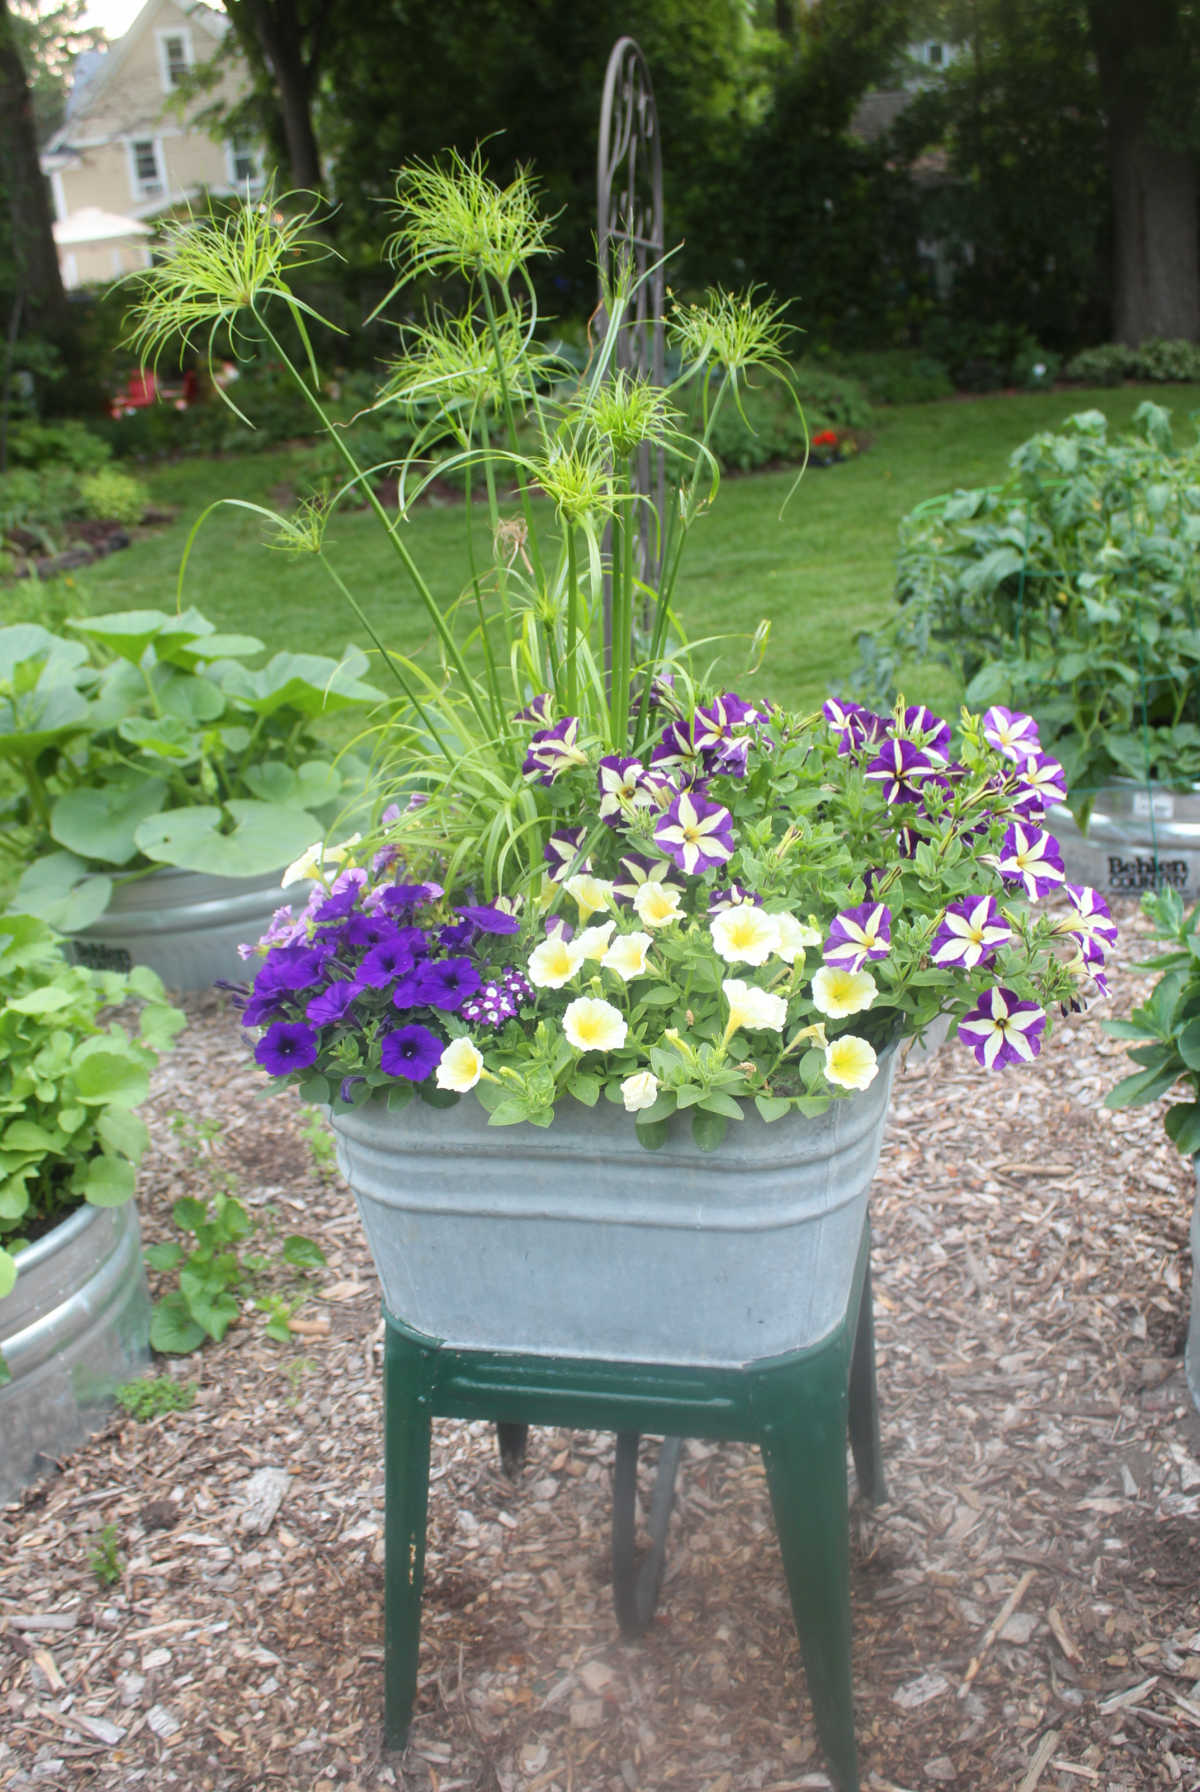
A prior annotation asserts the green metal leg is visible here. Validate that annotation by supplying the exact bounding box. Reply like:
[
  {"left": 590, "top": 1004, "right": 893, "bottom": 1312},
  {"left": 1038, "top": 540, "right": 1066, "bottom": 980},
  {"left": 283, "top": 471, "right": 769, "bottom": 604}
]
[
  {"left": 847, "top": 1260, "right": 887, "bottom": 1506},
  {"left": 383, "top": 1330, "right": 433, "bottom": 1750},
  {"left": 761, "top": 1372, "right": 859, "bottom": 1792}
]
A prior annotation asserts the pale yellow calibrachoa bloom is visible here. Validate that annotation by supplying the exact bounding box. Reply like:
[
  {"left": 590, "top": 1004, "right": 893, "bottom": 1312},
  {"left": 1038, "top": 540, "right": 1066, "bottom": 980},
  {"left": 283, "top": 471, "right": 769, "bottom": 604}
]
[
  {"left": 574, "top": 920, "right": 616, "bottom": 960},
  {"left": 562, "top": 996, "right": 628, "bottom": 1053},
  {"left": 435, "top": 1035, "right": 484, "bottom": 1092},
  {"left": 811, "top": 965, "right": 878, "bottom": 1018},
  {"left": 603, "top": 930, "right": 653, "bottom": 981},
  {"left": 281, "top": 833, "right": 361, "bottom": 889},
  {"left": 620, "top": 1069, "right": 660, "bottom": 1112},
  {"left": 565, "top": 873, "right": 613, "bottom": 920},
  {"left": 771, "top": 912, "right": 821, "bottom": 962},
  {"left": 823, "top": 1035, "right": 878, "bottom": 1091},
  {"left": 710, "top": 904, "right": 779, "bottom": 966},
  {"left": 722, "top": 978, "right": 788, "bottom": 1034},
  {"left": 632, "top": 880, "right": 684, "bottom": 928},
  {"left": 527, "top": 933, "right": 586, "bottom": 988}
]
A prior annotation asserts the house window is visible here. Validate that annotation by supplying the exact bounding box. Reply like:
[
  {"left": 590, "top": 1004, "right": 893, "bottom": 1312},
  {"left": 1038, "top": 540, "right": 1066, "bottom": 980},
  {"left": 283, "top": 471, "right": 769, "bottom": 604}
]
[
  {"left": 229, "top": 133, "right": 260, "bottom": 188},
  {"left": 158, "top": 29, "right": 192, "bottom": 88},
  {"left": 130, "top": 138, "right": 164, "bottom": 200},
  {"left": 927, "top": 41, "right": 944, "bottom": 66}
]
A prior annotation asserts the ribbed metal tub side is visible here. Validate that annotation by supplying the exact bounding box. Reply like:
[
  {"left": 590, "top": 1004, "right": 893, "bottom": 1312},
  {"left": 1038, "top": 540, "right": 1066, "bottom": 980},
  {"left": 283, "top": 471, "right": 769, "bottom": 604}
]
[
  {"left": 1050, "top": 781, "right": 1200, "bottom": 899},
  {"left": 333, "top": 1052, "right": 896, "bottom": 1368},
  {"left": 0, "top": 1204, "right": 150, "bottom": 1506},
  {"left": 68, "top": 866, "right": 286, "bottom": 990}
]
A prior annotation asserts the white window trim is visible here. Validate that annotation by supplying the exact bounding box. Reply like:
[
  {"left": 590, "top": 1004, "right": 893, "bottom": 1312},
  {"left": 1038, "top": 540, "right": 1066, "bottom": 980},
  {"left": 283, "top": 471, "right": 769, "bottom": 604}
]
[
  {"left": 126, "top": 135, "right": 166, "bottom": 203},
  {"left": 49, "top": 169, "right": 66, "bottom": 223},
  {"left": 156, "top": 26, "right": 194, "bottom": 91}
]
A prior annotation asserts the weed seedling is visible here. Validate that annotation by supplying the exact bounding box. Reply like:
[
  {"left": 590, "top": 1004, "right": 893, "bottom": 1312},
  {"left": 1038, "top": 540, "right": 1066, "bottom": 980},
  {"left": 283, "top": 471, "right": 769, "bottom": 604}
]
[
  {"left": 89, "top": 1524, "right": 123, "bottom": 1587},
  {"left": 115, "top": 1376, "right": 198, "bottom": 1421}
]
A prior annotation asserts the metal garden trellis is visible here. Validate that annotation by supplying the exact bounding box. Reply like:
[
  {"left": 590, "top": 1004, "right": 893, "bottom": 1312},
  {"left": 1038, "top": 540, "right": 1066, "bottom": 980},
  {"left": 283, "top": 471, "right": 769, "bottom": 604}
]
[{"left": 596, "top": 35, "right": 665, "bottom": 642}]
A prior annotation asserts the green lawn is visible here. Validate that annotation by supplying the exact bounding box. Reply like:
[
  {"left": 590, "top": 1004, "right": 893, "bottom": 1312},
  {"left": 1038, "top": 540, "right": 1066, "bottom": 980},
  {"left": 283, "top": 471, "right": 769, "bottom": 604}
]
[{"left": 14, "top": 382, "right": 1200, "bottom": 716}]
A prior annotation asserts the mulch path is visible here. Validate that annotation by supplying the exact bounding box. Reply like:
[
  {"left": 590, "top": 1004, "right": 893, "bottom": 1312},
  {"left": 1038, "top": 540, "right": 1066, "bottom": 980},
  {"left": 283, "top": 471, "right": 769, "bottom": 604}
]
[{"left": 2, "top": 896, "right": 1199, "bottom": 1792}]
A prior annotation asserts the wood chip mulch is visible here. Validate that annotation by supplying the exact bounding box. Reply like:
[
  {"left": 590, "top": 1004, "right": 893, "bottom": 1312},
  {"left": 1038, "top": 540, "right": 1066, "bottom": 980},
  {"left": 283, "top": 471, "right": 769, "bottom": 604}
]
[{"left": 2, "top": 896, "right": 1199, "bottom": 1792}]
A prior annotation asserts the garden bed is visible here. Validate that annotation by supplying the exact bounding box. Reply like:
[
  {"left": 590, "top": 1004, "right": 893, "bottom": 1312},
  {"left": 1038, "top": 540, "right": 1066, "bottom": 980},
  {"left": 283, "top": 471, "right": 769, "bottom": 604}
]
[{"left": 0, "top": 899, "right": 1197, "bottom": 1791}]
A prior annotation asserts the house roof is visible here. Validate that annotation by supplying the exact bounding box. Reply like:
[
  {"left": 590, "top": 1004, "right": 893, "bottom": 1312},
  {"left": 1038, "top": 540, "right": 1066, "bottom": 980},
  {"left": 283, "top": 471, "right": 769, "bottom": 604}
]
[{"left": 46, "top": 0, "right": 228, "bottom": 152}]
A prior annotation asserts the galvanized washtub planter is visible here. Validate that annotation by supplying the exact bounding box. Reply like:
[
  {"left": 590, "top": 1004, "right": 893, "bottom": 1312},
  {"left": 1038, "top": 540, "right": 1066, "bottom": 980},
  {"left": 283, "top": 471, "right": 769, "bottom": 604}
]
[
  {"left": 1049, "top": 780, "right": 1200, "bottom": 899},
  {"left": 1189, "top": 1168, "right": 1200, "bottom": 1415},
  {"left": 68, "top": 866, "right": 285, "bottom": 991},
  {"left": 332, "top": 1052, "right": 896, "bottom": 1369},
  {"left": 0, "top": 1202, "right": 150, "bottom": 1506}
]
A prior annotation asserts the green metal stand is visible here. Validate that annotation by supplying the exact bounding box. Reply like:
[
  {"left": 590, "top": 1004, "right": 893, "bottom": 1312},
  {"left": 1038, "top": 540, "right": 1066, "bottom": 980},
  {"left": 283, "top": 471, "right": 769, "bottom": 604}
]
[{"left": 382, "top": 1226, "right": 884, "bottom": 1792}]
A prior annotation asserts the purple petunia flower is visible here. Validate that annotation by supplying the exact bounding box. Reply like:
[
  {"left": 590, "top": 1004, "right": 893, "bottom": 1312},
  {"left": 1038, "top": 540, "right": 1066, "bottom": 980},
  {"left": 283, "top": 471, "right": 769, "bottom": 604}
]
[
  {"left": 982, "top": 706, "right": 1041, "bottom": 762},
  {"left": 411, "top": 956, "right": 482, "bottom": 1012},
  {"left": 306, "top": 981, "right": 362, "bottom": 1026},
  {"left": 864, "top": 738, "right": 938, "bottom": 804},
  {"left": 252, "top": 945, "right": 327, "bottom": 995},
  {"left": 711, "top": 735, "right": 750, "bottom": 778},
  {"left": 716, "top": 691, "right": 766, "bottom": 727},
  {"left": 313, "top": 883, "right": 362, "bottom": 922},
  {"left": 957, "top": 987, "right": 1045, "bottom": 1069},
  {"left": 255, "top": 1021, "right": 319, "bottom": 1076},
  {"left": 455, "top": 904, "right": 521, "bottom": 935},
  {"left": 996, "top": 822, "right": 1066, "bottom": 900},
  {"left": 523, "top": 716, "right": 588, "bottom": 785},
  {"left": 358, "top": 937, "right": 418, "bottom": 989},
  {"left": 380, "top": 1025, "right": 444, "bottom": 1082},
  {"left": 327, "top": 912, "right": 396, "bottom": 951},
  {"left": 823, "top": 902, "right": 892, "bottom": 972},
  {"left": 654, "top": 787, "right": 735, "bottom": 874},
  {"left": 376, "top": 880, "right": 443, "bottom": 914},
  {"left": 930, "top": 895, "right": 1012, "bottom": 969}
]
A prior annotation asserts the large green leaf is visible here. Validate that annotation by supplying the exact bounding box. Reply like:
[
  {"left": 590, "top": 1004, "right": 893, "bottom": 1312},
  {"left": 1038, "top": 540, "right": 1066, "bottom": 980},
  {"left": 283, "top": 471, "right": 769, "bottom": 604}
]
[
  {"left": 164, "top": 633, "right": 265, "bottom": 667},
  {"left": 68, "top": 608, "right": 213, "bottom": 665},
  {"left": 158, "top": 669, "right": 226, "bottom": 727},
  {"left": 6, "top": 986, "right": 75, "bottom": 1015},
  {"left": 80, "top": 1155, "right": 137, "bottom": 1207},
  {"left": 50, "top": 779, "right": 168, "bottom": 867},
  {"left": 241, "top": 758, "right": 342, "bottom": 810},
  {"left": 96, "top": 1108, "right": 150, "bottom": 1162},
  {"left": 72, "top": 1047, "right": 150, "bottom": 1108},
  {"left": 10, "top": 854, "right": 113, "bottom": 932},
  {"left": 220, "top": 649, "right": 384, "bottom": 718},
  {"left": 117, "top": 715, "right": 197, "bottom": 761},
  {"left": 134, "top": 800, "right": 322, "bottom": 875},
  {"left": 1164, "top": 1101, "right": 1200, "bottom": 1157},
  {"left": 149, "top": 1292, "right": 206, "bottom": 1354},
  {"left": 0, "top": 680, "right": 92, "bottom": 760}
]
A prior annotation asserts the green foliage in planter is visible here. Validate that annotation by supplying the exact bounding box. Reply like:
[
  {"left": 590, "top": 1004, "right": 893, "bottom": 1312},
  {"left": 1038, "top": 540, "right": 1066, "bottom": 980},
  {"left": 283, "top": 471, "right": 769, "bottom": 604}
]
[
  {"left": 853, "top": 403, "right": 1200, "bottom": 808},
  {"left": 0, "top": 607, "right": 383, "bottom": 928},
  {"left": 1105, "top": 886, "right": 1200, "bottom": 1156},
  {"left": 79, "top": 468, "right": 149, "bottom": 528},
  {"left": 0, "top": 915, "right": 185, "bottom": 1324}
]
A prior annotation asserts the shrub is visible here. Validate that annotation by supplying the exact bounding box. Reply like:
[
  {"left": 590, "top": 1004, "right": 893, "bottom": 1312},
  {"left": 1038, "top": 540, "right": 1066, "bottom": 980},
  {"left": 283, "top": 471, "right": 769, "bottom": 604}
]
[
  {"left": 1062, "top": 343, "right": 1132, "bottom": 386},
  {"left": 1131, "top": 337, "right": 1200, "bottom": 383},
  {"left": 79, "top": 467, "right": 149, "bottom": 527},
  {"left": 4, "top": 420, "right": 111, "bottom": 474},
  {"left": 822, "top": 350, "right": 953, "bottom": 406}
]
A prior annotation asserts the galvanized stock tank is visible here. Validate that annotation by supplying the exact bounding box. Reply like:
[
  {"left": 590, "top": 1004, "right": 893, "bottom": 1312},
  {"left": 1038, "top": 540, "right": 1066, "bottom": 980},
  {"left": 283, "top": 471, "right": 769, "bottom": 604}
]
[
  {"left": 69, "top": 866, "right": 286, "bottom": 991},
  {"left": 0, "top": 1204, "right": 150, "bottom": 1505},
  {"left": 332, "top": 1050, "right": 897, "bottom": 1369},
  {"left": 1049, "top": 781, "right": 1200, "bottom": 899}
]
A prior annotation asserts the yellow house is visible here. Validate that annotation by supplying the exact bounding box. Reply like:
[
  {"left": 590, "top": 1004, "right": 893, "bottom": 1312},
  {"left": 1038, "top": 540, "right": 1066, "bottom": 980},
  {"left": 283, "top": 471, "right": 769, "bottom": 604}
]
[{"left": 41, "top": 0, "right": 265, "bottom": 289}]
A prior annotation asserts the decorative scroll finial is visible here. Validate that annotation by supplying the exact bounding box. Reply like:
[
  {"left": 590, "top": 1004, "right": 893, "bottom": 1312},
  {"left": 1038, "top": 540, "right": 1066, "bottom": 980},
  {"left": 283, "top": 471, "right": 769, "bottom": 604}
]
[{"left": 597, "top": 36, "right": 665, "bottom": 624}]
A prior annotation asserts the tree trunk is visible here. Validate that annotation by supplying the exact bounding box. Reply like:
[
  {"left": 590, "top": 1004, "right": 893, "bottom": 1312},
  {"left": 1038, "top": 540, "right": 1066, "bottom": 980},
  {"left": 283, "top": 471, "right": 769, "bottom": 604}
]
[
  {"left": 0, "top": 0, "right": 68, "bottom": 319},
  {"left": 223, "top": 0, "right": 326, "bottom": 192},
  {"left": 1089, "top": 0, "right": 1200, "bottom": 345},
  {"left": 1110, "top": 128, "right": 1199, "bottom": 343},
  {"left": 259, "top": 29, "right": 323, "bottom": 190}
]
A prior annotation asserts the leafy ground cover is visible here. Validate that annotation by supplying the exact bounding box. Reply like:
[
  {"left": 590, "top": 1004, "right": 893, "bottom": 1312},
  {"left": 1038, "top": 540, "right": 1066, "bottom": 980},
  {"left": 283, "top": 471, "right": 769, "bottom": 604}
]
[{"left": 7, "top": 385, "right": 1198, "bottom": 719}]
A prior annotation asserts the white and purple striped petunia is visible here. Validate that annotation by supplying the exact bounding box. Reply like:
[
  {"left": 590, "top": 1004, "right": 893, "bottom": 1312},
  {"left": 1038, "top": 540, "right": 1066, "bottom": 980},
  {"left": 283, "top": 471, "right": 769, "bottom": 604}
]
[
  {"left": 522, "top": 716, "right": 589, "bottom": 784},
  {"left": 544, "top": 826, "right": 588, "bottom": 882},
  {"left": 823, "top": 901, "right": 892, "bottom": 972},
  {"left": 957, "top": 987, "right": 1046, "bottom": 1068},
  {"left": 1059, "top": 883, "right": 1119, "bottom": 964},
  {"left": 865, "top": 737, "right": 938, "bottom": 804},
  {"left": 930, "top": 894, "right": 1012, "bottom": 969},
  {"left": 1013, "top": 750, "right": 1068, "bottom": 811},
  {"left": 901, "top": 704, "right": 952, "bottom": 759},
  {"left": 996, "top": 822, "right": 1066, "bottom": 899},
  {"left": 597, "top": 755, "right": 652, "bottom": 826},
  {"left": 654, "top": 787, "right": 735, "bottom": 874},
  {"left": 982, "top": 705, "right": 1041, "bottom": 762}
]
